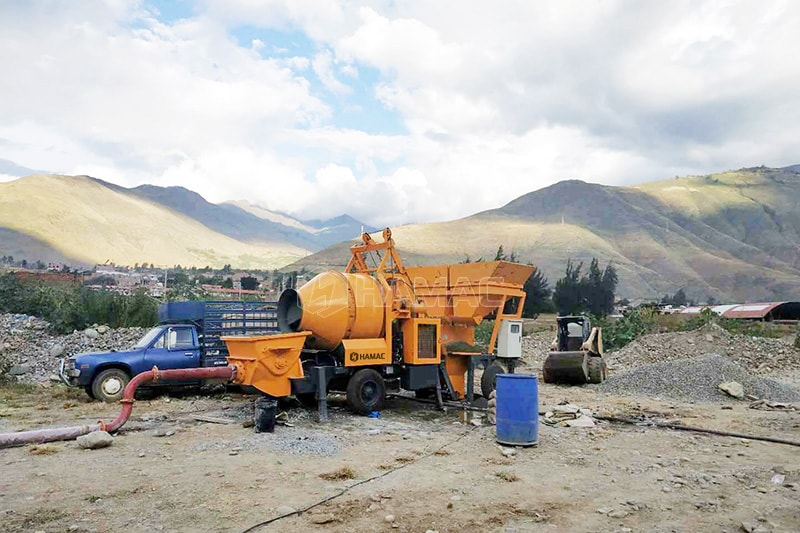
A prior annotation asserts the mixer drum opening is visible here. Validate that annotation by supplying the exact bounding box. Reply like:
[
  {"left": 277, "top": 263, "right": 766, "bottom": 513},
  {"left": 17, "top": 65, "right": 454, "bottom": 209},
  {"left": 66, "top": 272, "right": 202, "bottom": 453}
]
[{"left": 277, "top": 289, "right": 303, "bottom": 332}]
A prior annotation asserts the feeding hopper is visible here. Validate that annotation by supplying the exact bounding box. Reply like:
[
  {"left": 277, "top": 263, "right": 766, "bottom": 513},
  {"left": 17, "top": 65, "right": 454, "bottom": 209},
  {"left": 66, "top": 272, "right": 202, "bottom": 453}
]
[
  {"left": 406, "top": 261, "right": 535, "bottom": 322},
  {"left": 223, "top": 331, "right": 310, "bottom": 397}
]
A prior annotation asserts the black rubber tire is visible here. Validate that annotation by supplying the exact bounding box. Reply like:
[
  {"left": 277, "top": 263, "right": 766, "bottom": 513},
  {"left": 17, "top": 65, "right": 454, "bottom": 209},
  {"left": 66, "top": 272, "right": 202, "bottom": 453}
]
[
  {"left": 346, "top": 369, "right": 386, "bottom": 415},
  {"left": 481, "top": 361, "right": 506, "bottom": 398},
  {"left": 84, "top": 385, "right": 95, "bottom": 400},
  {"left": 587, "top": 356, "right": 607, "bottom": 384},
  {"left": 91, "top": 368, "right": 130, "bottom": 402},
  {"left": 541, "top": 364, "right": 555, "bottom": 384}
]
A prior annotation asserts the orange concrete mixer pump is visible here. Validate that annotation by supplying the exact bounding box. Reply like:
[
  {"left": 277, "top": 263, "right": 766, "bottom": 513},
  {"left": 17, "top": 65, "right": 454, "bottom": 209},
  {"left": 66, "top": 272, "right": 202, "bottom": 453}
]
[{"left": 221, "top": 228, "right": 535, "bottom": 417}]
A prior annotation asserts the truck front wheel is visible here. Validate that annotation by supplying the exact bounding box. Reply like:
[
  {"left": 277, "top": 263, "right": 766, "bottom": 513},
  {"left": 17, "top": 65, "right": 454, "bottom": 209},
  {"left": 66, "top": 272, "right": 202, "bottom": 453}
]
[
  {"left": 346, "top": 369, "right": 385, "bottom": 415},
  {"left": 91, "top": 368, "right": 130, "bottom": 402}
]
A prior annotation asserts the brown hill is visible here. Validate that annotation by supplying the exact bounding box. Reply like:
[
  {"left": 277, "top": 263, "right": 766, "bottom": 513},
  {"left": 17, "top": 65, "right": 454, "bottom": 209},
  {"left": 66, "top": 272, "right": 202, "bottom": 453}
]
[
  {"left": 288, "top": 167, "right": 800, "bottom": 301},
  {"left": 0, "top": 174, "right": 309, "bottom": 269}
]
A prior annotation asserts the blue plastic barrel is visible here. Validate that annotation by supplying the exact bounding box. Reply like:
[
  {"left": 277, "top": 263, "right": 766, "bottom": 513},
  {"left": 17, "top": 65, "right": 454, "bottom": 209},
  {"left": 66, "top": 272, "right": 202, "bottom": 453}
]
[{"left": 495, "top": 373, "right": 539, "bottom": 446}]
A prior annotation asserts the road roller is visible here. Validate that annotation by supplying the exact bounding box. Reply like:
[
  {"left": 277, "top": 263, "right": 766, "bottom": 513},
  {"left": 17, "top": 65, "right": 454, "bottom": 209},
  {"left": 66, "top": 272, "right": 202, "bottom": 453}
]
[{"left": 221, "top": 228, "right": 534, "bottom": 416}]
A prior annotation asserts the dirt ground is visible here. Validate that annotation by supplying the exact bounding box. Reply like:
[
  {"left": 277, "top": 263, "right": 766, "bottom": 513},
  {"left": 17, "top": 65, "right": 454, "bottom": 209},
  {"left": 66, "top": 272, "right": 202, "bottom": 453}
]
[{"left": 1, "top": 380, "right": 799, "bottom": 533}]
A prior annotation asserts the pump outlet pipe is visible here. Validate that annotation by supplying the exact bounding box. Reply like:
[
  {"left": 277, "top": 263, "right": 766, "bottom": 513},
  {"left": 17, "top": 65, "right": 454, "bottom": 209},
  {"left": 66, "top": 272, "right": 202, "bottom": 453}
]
[{"left": 0, "top": 365, "right": 236, "bottom": 448}]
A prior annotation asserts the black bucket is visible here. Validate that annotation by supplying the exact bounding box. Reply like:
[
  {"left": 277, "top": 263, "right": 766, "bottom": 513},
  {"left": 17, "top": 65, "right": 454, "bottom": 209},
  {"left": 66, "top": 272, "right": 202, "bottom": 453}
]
[{"left": 254, "top": 396, "right": 277, "bottom": 433}]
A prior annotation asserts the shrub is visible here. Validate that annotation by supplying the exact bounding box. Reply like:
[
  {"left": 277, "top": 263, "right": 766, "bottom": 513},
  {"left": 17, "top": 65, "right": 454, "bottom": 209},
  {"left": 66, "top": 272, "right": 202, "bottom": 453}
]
[{"left": 594, "top": 306, "right": 658, "bottom": 351}]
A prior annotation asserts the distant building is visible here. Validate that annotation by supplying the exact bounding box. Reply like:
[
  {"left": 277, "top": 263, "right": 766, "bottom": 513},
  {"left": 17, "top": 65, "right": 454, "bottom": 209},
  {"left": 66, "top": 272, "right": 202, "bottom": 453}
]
[{"left": 679, "top": 302, "right": 800, "bottom": 321}]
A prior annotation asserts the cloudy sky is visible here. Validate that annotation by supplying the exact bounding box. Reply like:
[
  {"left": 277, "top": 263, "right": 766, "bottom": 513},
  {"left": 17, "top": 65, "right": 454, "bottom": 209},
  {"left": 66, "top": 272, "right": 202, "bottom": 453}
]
[{"left": 1, "top": 0, "right": 799, "bottom": 227}]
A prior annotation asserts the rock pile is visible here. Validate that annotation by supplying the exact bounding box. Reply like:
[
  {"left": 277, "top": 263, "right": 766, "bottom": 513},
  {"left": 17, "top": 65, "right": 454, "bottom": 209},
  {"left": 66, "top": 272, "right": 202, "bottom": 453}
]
[
  {"left": 598, "top": 354, "right": 800, "bottom": 403},
  {"left": 606, "top": 322, "right": 800, "bottom": 376},
  {"left": 520, "top": 332, "right": 554, "bottom": 367},
  {"left": 0, "top": 313, "right": 147, "bottom": 384}
]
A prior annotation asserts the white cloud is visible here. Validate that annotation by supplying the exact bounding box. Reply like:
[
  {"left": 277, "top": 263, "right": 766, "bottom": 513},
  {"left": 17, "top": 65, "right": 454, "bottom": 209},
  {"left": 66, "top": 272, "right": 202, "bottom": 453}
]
[{"left": 1, "top": 0, "right": 799, "bottom": 230}]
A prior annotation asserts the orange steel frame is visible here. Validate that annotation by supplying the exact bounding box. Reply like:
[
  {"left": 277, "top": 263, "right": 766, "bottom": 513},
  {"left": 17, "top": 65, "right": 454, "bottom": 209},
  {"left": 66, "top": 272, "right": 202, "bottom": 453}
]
[{"left": 344, "top": 228, "right": 529, "bottom": 365}]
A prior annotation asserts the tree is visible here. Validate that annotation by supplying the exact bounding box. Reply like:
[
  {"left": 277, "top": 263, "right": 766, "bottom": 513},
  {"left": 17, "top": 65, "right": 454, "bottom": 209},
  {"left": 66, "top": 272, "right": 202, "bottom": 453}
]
[
  {"left": 494, "top": 245, "right": 507, "bottom": 261},
  {"left": 240, "top": 276, "right": 259, "bottom": 291},
  {"left": 586, "top": 258, "right": 604, "bottom": 315},
  {"left": 521, "top": 267, "right": 553, "bottom": 318},
  {"left": 553, "top": 260, "right": 586, "bottom": 315},
  {"left": 222, "top": 277, "right": 233, "bottom": 289},
  {"left": 599, "top": 263, "right": 618, "bottom": 315},
  {"left": 553, "top": 258, "right": 618, "bottom": 316}
]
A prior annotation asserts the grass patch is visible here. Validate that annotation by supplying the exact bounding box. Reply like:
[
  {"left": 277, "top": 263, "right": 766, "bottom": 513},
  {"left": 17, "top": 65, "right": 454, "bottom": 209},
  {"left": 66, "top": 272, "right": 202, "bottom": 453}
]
[
  {"left": 394, "top": 455, "right": 415, "bottom": 464},
  {"left": 7, "top": 507, "right": 67, "bottom": 529},
  {"left": 433, "top": 448, "right": 451, "bottom": 456},
  {"left": 28, "top": 444, "right": 59, "bottom": 455},
  {"left": 319, "top": 466, "right": 357, "bottom": 481},
  {"left": 495, "top": 471, "right": 519, "bottom": 482}
]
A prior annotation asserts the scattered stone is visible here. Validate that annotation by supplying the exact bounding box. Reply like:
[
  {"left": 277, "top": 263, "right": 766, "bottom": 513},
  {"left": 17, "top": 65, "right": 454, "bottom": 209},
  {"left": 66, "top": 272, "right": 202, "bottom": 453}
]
[
  {"left": 152, "top": 428, "right": 176, "bottom": 437},
  {"left": 275, "top": 505, "right": 296, "bottom": 515},
  {"left": 76, "top": 431, "right": 113, "bottom": 450},
  {"left": 84, "top": 328, "right": 99, "bottom": 339},
  {"left": 566, "top": 415, "right": 595, "bottom": 428},
  {"left": 7, "top": 364, "right": 32, "bottom": 376},
  {"left": 228, "top": 450, "right": 238, "bottom": 456},
  {"left": 500, "top": 447, "right": 516, "bottom": 457},
  {"left": 607, "top": 509, "right": 629, "bottom": 519},
  {"left": 49, "top": 344, "right": 64, "bottom": 357},
  {"left": 97, "top": 325, "right": 109, "bottom": 334},
  {"left": 310, "top": 513, "right": 335, "bottom": 524},
  {"left": 384, "top": 515, "right": 395, "bottom": 523},
  {"left": 719, "top": 381, "right": 745, "bottom": 399}
]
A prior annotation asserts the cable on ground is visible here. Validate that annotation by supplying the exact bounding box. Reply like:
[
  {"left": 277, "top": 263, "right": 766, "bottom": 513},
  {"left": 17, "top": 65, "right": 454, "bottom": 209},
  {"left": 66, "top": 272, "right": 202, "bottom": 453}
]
[{"left": 240, "top": 426, "right": 477, "bottom": 532}]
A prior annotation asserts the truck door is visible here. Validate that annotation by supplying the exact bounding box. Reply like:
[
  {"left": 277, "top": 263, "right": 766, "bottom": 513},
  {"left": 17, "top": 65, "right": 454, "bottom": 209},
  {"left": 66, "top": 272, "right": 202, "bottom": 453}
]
[{"left": 143, "top": 326, "right": 201, "bottom": 372}]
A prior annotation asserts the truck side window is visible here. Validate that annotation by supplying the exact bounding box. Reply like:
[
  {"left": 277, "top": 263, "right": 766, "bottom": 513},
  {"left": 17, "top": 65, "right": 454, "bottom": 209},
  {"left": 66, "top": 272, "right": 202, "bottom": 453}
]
[{"left": 168, "top": 328, "right": 195, "bottom": 350}]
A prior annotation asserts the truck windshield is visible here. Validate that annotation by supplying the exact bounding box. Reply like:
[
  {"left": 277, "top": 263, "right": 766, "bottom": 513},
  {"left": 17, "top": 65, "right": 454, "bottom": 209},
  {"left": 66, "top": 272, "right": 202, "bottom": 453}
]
[{"left": 133, "top": 327, "right": 165, "bottom": 349}]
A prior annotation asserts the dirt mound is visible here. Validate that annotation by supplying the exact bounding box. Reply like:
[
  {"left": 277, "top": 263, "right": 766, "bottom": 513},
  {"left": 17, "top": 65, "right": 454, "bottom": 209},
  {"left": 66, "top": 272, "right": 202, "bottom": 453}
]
[{"left": 0, "top": 313, "right": 146, "bottom": 384}]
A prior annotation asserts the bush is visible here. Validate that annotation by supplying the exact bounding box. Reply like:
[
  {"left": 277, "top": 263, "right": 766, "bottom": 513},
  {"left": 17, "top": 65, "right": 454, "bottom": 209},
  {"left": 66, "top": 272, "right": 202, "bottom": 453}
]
[
  {"left": 0, "top": 273, "right": 157, "bottom": 333},
  {"left": 594, "top": 306, "right": 658, "bottom": 351}
]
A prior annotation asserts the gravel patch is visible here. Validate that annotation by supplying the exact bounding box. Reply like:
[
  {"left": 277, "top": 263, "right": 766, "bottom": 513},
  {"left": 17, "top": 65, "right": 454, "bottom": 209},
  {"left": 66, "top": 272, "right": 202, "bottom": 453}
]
[
  {"left": 194, "top": 427, "right": 343, "bottom": 456},
  {"left": 598, "top": 354, "right": 800, "bottom": 403}
]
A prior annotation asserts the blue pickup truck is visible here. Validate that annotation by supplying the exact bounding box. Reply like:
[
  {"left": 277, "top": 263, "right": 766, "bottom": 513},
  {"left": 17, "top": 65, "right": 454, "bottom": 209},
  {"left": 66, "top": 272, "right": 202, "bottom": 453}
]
[{"left": 60, "top": 301, "right": 278, "bottom": 401}]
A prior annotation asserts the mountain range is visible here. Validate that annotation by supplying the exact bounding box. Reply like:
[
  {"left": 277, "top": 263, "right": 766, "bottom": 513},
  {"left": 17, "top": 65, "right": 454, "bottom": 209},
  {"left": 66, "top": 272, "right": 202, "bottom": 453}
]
[
  {"left": 0, "top": 174, "right": 371, "bottom": 270},
  {"left": 1, "top": 166, "right": 799, "bottom": 301},
  {"left": 289, "top": 166, "right": 800, "bottom": 302}
]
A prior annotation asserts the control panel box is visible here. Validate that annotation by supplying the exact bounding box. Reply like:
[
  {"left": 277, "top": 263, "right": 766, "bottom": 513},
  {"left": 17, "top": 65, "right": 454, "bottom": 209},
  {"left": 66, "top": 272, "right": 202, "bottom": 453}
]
[{"left": 496, "top": 319, "right": 522, "bottom": 358}]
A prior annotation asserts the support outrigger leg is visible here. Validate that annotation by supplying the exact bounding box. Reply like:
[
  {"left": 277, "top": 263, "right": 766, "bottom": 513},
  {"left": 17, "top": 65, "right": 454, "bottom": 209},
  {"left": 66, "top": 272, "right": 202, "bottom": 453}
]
[{"left": 315, "top": 366, "right": 329, "bottom": 423}]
